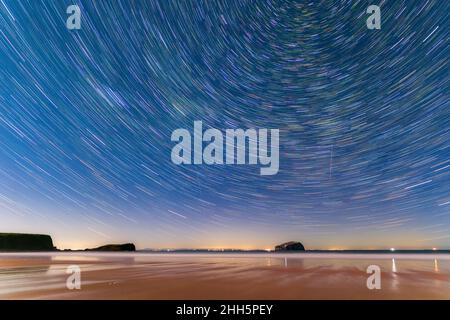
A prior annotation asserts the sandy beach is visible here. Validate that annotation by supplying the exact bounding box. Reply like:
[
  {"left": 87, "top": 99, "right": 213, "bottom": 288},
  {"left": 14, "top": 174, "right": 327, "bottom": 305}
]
[{"left": 1, "top": 252, "right": 449, "bottom": 300}]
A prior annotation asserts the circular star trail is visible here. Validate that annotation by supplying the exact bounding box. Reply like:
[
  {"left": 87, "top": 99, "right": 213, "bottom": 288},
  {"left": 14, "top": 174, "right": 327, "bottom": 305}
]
[{"left": 0, "top": 1, "right": 448, "bottom": 249}]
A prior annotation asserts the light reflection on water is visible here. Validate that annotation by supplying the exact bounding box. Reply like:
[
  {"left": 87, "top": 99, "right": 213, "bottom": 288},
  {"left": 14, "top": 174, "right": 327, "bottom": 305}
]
[
  {"left": 0, "top": 252, "right": 450, "bottom": 299},
  {"left": 392, "top": 258, "right": 397, "bottom": 273}
]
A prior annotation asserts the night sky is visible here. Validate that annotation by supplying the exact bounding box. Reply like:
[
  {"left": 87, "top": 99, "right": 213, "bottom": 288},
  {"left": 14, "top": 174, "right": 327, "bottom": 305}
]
[{"left": 0, "top": 1, "right": 449, "bottom": 250}]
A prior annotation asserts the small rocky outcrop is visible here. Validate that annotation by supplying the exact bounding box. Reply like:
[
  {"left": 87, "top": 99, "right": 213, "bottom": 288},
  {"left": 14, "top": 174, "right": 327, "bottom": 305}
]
[
  {"left": 275, "top": 241, "right": 305, "bottom": 251},
  {"left": 85, "top": 243, "right": 136, "bottom": 252}
]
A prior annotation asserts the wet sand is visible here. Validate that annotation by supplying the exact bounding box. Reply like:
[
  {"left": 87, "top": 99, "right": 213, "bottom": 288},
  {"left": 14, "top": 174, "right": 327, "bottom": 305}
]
[{"left": 1, "top": 252, "right": 450, "bottom": 299}]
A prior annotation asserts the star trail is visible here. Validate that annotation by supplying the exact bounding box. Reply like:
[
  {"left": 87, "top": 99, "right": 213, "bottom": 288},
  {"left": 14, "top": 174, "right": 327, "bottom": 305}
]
[{"left": 0, "top": 1, "right": 449, "bottom": 250}]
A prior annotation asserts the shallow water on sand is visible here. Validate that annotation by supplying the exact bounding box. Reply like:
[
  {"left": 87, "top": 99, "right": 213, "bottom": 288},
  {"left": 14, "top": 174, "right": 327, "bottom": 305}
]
[{"left": 1, "top": 252, "right": 450, "bottom": 299}]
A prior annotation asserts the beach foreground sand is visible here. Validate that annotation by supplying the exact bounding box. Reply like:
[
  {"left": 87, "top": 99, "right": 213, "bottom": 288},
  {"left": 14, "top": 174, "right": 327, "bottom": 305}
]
[{"left": 1, "top": 252, "right": 449, "bottom": 299}]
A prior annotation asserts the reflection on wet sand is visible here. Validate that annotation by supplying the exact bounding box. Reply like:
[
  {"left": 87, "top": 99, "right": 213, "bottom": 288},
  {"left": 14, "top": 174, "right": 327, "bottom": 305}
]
[{"left": 1, "top": 253, "right": 450, "bottom": 299}]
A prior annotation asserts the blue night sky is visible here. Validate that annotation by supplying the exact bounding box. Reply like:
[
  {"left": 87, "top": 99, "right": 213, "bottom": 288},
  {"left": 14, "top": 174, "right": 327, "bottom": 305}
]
[{"left": 0, "top": 1, "right": 449, "bottom": 250}]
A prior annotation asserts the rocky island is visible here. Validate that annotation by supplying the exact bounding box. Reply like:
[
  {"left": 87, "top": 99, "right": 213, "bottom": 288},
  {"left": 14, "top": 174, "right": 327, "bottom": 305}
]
[
  {"left": 85, "top": 243, "right": 136, "bottom": 252},
  {"left": 275, "top": 241, "right": 305, "bottom": 251},
  {"left": 0, "top": 233, "right": 56, "bottom": 251}
]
